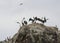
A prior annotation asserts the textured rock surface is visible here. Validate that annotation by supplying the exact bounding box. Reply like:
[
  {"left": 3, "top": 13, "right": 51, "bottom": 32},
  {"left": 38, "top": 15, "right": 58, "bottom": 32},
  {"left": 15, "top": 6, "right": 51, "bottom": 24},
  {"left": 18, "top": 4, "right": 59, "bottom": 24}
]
[
  {"left": 0, "top": 23, "right": 59, "bottom": 43},
  {"left": 13, "top": 23, "right": 58, "bottom": 43}
]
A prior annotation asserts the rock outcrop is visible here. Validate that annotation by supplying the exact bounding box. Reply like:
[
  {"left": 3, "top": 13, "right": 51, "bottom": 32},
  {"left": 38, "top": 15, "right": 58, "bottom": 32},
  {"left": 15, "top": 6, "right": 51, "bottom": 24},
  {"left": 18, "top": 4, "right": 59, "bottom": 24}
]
[
  {"left": 12, "top": 23, "right": 58, "bottom": 43},
  {"left": 1, "top": 23, "right": 59, "bottom": 43}
]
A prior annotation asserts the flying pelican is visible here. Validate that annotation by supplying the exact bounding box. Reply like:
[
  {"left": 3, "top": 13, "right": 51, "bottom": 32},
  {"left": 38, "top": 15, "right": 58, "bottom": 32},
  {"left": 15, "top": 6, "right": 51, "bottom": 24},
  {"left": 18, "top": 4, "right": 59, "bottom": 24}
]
[{"left": 20, "top": 3, "right": 23, "bottom": 5}]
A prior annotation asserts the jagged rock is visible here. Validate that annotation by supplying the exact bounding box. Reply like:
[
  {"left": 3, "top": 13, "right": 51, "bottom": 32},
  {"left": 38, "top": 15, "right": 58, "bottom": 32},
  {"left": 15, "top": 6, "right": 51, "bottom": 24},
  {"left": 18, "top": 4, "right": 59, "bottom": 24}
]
[
  {"left": 1, "top": 23, "right": 59, "bottom": 43},
  {"left": 13, "top": 23, "right": 58, "bottom": 43}
]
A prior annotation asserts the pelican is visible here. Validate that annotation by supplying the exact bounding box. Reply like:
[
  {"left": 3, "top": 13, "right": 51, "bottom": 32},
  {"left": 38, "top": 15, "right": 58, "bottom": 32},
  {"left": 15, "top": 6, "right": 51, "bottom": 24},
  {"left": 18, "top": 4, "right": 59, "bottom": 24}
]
[
  {"left": 20, "top": 3, "right": 23, "bottom": 5},
  {"left": 29, "top": 18, "right": 34, "bottom": 23}
]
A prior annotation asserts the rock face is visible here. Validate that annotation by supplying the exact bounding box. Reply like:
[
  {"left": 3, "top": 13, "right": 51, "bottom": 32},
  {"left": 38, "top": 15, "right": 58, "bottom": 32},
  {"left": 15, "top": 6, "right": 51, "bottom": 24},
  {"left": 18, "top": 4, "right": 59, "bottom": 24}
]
[
  {"left": 12, "top": 23, "right": 58, "bottom": 43},
  {"left": 1, "top": 23, "right": 59, "bottom": 43}
]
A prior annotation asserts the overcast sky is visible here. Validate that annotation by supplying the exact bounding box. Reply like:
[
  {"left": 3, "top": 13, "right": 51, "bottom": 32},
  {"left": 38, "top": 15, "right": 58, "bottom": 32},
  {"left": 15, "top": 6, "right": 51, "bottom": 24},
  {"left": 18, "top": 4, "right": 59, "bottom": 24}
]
[{"left": 0, "top": 0, "right": 60, "bottom": 41}]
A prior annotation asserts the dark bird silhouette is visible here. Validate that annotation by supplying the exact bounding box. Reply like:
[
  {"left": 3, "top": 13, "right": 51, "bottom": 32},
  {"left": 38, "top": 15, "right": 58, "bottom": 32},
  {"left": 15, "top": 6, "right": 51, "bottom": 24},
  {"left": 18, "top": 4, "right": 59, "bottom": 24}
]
[
  {"left": 24, "top": 21, "right": 27, "bottom": 25},
  {"left": 33, "top": 16, "right": 38, "bottom": 23},
  {"left": 22, "top": 22, "right": 24, "bottom": 26},
  {"left": 36, "top": 18, "right": 44, "bottom": 23},
  {"left": 22, "top": 17, "right": 27, "bottom": 25},
  {"left": 43, "top": 17, "right": 48, "bottom": 23},
  {"left": 34, "top": 17, "right": 48, "bottom": 23},
  {"left": 20, "top": 3, "right": 23, "bottom": 5},
  {"left": 29, "top": 18, "right": 34, "bottom": 23},
  {"left": 34, "top": 17, "right": 38, "bottom": 20}
]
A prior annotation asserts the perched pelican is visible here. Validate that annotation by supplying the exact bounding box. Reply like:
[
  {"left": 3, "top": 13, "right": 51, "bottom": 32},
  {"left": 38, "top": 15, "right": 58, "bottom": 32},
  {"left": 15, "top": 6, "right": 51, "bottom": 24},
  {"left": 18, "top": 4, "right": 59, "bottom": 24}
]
[
  {"left": 34, "top": 17, "right": 48, "bottom": 23},
  {"left": 43, "top": 17, "right": 48, "bottom": 23},
  {"left": 29, "top": 18, "right": 34, "bottom": 23},
  {"left": 22, "top": 17, "right": 27, "bottom": 25},
  {"left": 24, "top": 21, "right": 27, "bottom": 25}
]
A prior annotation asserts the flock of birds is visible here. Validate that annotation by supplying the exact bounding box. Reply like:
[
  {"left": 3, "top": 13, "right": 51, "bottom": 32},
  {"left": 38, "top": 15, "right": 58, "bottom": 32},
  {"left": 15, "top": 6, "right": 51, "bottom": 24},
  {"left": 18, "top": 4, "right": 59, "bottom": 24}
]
[
  {"left": 17, "top": 17, "right": 48, "bottom": 26},
  {"left": 18, "top": 3, "right": 48, "bottom": 25}
]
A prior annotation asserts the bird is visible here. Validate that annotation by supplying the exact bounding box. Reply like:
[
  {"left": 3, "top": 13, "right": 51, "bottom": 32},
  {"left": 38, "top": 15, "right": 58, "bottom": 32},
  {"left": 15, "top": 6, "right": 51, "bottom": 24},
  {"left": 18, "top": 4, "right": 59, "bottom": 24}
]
[
  {"left": 22, "top": 22, "right": 24, "bottom": 26},
  {"left": 37, "top": 18, "right": 44, "bottom": 23},
  {"left": 34, "top": 17, "right": 48, "bottom": 24},
  {"left": 20, "top": 3, "right": 23, "bottom": 5},
  {"left": 34, "top": 17, "right": 38, "bottom": 20},
  {"left": 43, "top": 17, "right": 48, "bottom": 23},
  {"left": 21, "top": 17, "right": 25, "bottom": 26},
  {"left": 29, "top": 18, "right": 34, "bottom": 23},
  {"left": 22, "top": 17, "right": 28, "bottom": 25},
  {"left": 33, "top": 16, "right": 38, "bottom": 23},
  {"left": 24, "top": 20, "right": 27, "bottom": 25}
]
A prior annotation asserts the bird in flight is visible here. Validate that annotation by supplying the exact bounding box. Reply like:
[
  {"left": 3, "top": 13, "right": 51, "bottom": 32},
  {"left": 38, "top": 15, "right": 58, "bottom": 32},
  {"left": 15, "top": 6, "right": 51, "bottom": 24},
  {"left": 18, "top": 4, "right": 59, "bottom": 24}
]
[{"left": 20, "top": 3, "right": 23, "bottom": 5}]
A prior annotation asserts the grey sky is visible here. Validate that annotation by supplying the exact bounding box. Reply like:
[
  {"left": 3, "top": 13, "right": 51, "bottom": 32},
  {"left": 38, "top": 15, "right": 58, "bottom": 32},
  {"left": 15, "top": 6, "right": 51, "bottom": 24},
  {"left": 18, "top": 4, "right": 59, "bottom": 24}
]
[{"left": 0, "top": 0, "right": 60, "bottom": 41}]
